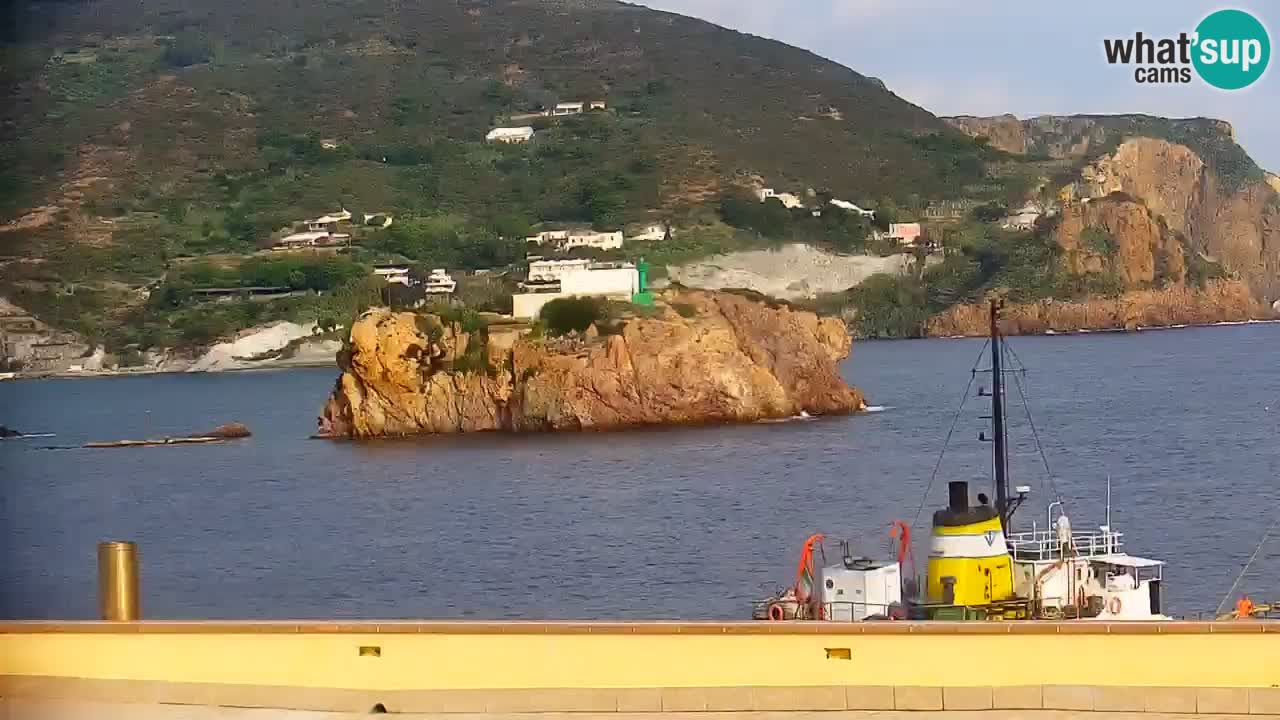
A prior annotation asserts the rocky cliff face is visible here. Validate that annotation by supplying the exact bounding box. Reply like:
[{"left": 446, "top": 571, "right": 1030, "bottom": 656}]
[
  {"left": 1075, "top": 138, "right": 1280, "bottom": 298},
  {"left": 1053, "top": 194, "right": 1186, "bottom": 287},
  {"left": 319, "top": 290, "right": 865, "bottom": 438},
  {"left": 946, "top": 114, "right": 1280, "bottom": 300},
  {"left": 927, "top": 280, "right": 1262, "bottom": 337},
  {"left": 943, "top": 114, "right": 1028, "bottom": 155}
]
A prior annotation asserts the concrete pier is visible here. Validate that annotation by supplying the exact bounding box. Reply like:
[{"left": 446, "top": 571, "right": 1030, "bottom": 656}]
[
  {"left": 3, "top": 621, "right": 1279, "bottom": 716},
  {"left": 0, "top": 704, "right": 1267, "bottom": 719}
]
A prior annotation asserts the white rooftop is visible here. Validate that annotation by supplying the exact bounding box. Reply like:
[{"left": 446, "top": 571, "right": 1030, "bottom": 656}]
[{"left": 1091, "top": 554, "right": 1164, "bottom": 568}]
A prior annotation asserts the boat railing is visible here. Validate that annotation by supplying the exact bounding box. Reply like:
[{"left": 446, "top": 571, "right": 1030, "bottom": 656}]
[
  {"left": 1006, "top": 528, "right": 1123, "bottom": 560},
  {"left": 750, "top": 599, "right": 901, "bottom": 621}
]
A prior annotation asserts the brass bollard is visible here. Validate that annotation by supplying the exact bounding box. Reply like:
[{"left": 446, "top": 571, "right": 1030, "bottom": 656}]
[{"left": 97, "top": 541, "right": 140, "bottom": 621}]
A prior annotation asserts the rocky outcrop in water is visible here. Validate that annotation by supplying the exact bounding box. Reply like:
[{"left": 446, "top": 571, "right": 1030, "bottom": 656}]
[{"left": 318, "top": 290, "right": 865, "bottom": 438}]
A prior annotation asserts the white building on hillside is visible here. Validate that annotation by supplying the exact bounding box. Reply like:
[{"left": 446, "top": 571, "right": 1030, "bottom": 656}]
[
  {"left": 887, "top": 222, "right": 923, "bottom": 246},
  {"left": 525, "top": 229, "right": 624, "bottom": 251},
  {"left": 308, "top": 209, "right": 352, "bottom": 228},
  {"left": 561, "top": 230, "right": 623, "bottom": 250},
  {"left": 275, "top": 230, "right": 351, "bottom": 249},
  {"left": 526, "top": 230, "right": 569, "bottom": 245},
  {"left": 423, "top": 269, "right": 457, "bottom": 294},
  {"left": 1000, "top": 201, "right": 1045, "bottom": 231},
  {"left": 629, "top": 223, "right": 670, "bottom": 242},
  {"left": 526, "top": 258, "right": 594, "bottom": 284},
  {"left": 829, "top": 199, "right": 876, "bottom": 218},
  {"left": 486, "top": 126, "right": 535, "bottom": 144},
  {"left": 553, "top": 102, "right": 586, "bottom": 116},
  {"left": 513, "top": 261, "right": 639, "bottom": 319},
  {"left": 373, "top": 265, "right": 412, "bottom": 286},
  {"left": 755, "top": 188, "right": 803, "bottom": 209}
]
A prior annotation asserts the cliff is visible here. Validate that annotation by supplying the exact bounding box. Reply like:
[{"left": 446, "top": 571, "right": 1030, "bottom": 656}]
[
  {"left": 927, "top": 280, "right": 1263, "bottom": 337},
  {"left": 1075, "top": 137, "right": 1280, "bottom": 299},
  {"left": 1052, "top": 194, "right": 1186, "bottom": 288},
  {"left": 318, "top": 290, "right": 864, "bottom": 438},
  {"left": 945, "top": 114, "right": 1280, "bottom": 300}
]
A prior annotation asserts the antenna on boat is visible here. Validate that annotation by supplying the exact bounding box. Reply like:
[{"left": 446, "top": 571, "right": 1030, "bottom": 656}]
[
  {"left": 1106, "top": 475, "right": 1112, "bottom": 535},
  {"left": 989, "top": 299, "right": 1012, "bottom": 533}
]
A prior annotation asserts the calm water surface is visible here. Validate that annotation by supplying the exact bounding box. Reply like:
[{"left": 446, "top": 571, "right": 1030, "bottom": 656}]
[{"left": 2, "top": 325, "right": 1279, "bottom": 619}]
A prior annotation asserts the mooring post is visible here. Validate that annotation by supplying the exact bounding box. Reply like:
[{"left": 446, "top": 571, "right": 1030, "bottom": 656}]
[{"left": 97, "top": 541, "right": 140, "bottom": 621}]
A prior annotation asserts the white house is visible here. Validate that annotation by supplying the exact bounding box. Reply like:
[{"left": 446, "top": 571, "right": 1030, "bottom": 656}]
[
  {"left": 274, "top": 230, "right": 350, "bottom": 249},
  {"left": 755, "top": 188, "right": 803, "bottom": 209},
  {"left": 828, "top": 199, "right": 876, "bottom": 218},
  {"left": 423, "top": 269, "right": 457, "bottom": 294},
  {"left": 485, "top": 126, "right": 535, "bottom": 144},
  {"left": 887, "top": 222, "right": 923, "bottom": 246},
  {"left": 552, "top": 102, "right": 585, "bottom": 116},
  {"left": 560, "top": 263, "right": 638, "bottom": 296},
  {"left": 1000, "top": 201, "right": 1045, "bottom": 231},
  {"left": 588, "top": 100, "right": 607, "bottom": 111},
  {"left": 373, "top": 265, "right": 412, "bottom": 286},
  {"left": 562, "top": 230, "right": 623, "bottom": 250},
  {"left": 525, "top": 229, "right": 624, "bottom": 251},
  {"left": 513, "top": 261, "right": 639, "bottom": 319},
  {"left": 525, "top": 230, "right": 570, "bottom": 246},
  {"left": 311, "top": 209, "right": 352, "bottom": 225},
  {"left": 629, "top": 223, "right": 670, "bottom": 242},
  {"left": 526, "top": 258, "right": 594, "bottom": 284}
]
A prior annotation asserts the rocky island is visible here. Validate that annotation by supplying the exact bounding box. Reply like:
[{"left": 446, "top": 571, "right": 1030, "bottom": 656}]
[{"left": 318, "top": 290, "right": 865, "bottom": 438}]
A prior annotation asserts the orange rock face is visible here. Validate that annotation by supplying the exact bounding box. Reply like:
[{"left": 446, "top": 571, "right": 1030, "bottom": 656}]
[
  {"left": 1054, "top": 194, "right": 1186, "bottom": 287},
  {"left": 319, "top": 290, "right": 864, "bottom": 437},
  {"left": 927, "top": 280, "right": 1263, "bottom": 337}
]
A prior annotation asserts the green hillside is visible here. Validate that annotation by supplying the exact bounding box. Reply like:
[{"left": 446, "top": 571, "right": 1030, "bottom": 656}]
[
  {"left": 1, "top": 0, "right": 1267, "bottom": 353},
  {"left": 0, "top": 0, "right": 1030, "bottom": 350}
]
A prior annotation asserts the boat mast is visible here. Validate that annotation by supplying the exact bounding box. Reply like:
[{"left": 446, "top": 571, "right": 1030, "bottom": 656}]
[{"left": 990, "top": 300, "right": 1010, "bottom": 533}]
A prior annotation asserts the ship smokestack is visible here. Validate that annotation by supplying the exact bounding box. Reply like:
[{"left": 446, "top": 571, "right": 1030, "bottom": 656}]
[{"left": 948, "top": 481, "right": 969, "bottom": 513}]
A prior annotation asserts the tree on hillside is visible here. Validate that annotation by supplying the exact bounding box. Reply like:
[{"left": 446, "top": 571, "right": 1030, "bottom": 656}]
[
  {"left": 972, "top": 202, "right": 1007, "bottom": 223},
  {"left": 162, "top": 32, "right": 213, "bottom": 67}
]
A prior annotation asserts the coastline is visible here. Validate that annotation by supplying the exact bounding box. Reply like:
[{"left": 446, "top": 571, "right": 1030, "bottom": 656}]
[
  {"left": 929, "top": 317, "right": 1280, "bottom": 341},
  {"left": 7, "top": 357, "right": 337, "bottom": 381},
  {"left": 9, "top": 318, "right": 1280, "bottom": 380}
]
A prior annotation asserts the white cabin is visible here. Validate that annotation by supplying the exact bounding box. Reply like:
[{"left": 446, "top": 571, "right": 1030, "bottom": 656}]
[{"left": 1007, "top": 512, "right": 1166, "bottom": 620}]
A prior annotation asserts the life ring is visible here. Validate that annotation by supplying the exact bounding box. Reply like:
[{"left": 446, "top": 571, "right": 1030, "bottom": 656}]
[
  {"left": 1108, "top": 596, "right": 1122, "bottom": 615},
  {"left": 767, "top": 603, "right": 786, "bottom": 621}
]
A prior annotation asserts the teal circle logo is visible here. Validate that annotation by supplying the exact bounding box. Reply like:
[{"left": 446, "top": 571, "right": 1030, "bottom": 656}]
[{"left": 1193, "top": 9, "right": 1270, "bottom": 90}]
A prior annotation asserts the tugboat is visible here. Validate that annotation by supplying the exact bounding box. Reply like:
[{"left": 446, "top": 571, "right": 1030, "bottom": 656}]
[{"left": 754, "top": 300, "right": 1168, "bottom": 622}]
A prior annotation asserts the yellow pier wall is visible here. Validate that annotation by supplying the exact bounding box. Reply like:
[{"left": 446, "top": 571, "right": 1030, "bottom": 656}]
[{"left": 3, "top": 621, "right": 1280, "bottom": 691}]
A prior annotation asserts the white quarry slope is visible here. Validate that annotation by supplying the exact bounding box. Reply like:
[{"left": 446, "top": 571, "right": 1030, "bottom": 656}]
[
  {"left": 188, "top": 321, "right": 331, "bottom": 372},
  {"left": 666, "top": 244, "right": 912, "bottom": 300}
]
